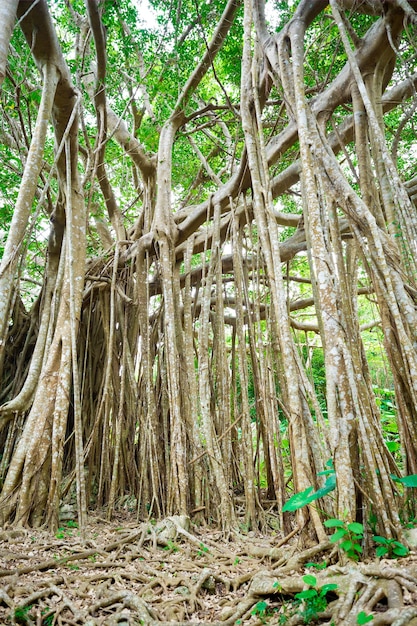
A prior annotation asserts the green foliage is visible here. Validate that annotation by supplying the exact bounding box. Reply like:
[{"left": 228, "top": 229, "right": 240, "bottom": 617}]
[
  {"left": 375, "top": 387, "right": 402, "bottom": 463},
  {"left": 66, "top": 519, "right": 78, "bottom": 528},
  {"left": 12, "top": 604, "right": 55, "bottom": 625},
  {"left": 12, "top": 604, "right": 33, "bottom": 624},
  {"left": 372, "top": 536, "right": 409, "bottom": 558},
  {"left": 43, "top": 612, "right": 55, "bottom": 626},
  {"left": 324, "top": 520, "right": 363, "bottom": 561},
  {"left": 294, "top": 575, "right": 338, "bottom": 624},
  {"left": 305, "top": 561, "right": 327, "bottom": 570},
  {"left": 197, "top": 543, "right": 210, "bottom": 557},
  {"left": 55, "top": 520, "right": 78, "bottom": 539},
  {"left": 269, "top": 1, "right": 297, "bottom": 32},
  {"left": 282, "top": 486, "right": 314, "bottom": 512},
  {"left": 251, "top": 600, "right": 270, "bottom": 623},
  {"left": 303, "top": 344, "right": 326, "bottom": 407},
  {"left": 163, "top": 540, "right": 179, "bottom": 553},
  {"left": 283, "top": 460, "right": 336, "bottom": 512},
  {"left": 357, "top": 611, "right": 374, "bottom": 624},
  {"left": 393, "top": 474, "right": 417, "bottom": 488},
  {"left": 2, "top": 0, "right": 417, "bottom": 549},
  {"left": 257, "top": 459, "right": 268, "bottom": 489}
]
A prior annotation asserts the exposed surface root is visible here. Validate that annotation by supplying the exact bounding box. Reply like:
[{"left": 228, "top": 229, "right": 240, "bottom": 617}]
[{"left": 0, "top": 515, "right": 417, "bottom": 625}]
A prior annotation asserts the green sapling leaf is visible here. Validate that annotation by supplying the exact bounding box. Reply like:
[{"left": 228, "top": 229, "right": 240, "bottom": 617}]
[
  {"left": 330, "top": 528, "right": 348, "bottom": 542},
  {"left": 347, "top": 522, "right": 364, "bottom": 534},
  {"left": 320, "top": 583, "right": 338, "bottom": 595},
  {"left": 324, "top": 518, "right": 345, "bottom": 528}
]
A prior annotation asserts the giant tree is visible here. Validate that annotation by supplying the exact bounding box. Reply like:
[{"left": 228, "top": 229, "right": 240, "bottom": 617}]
[{"left": 0, "top": 0, "right": 416, "bottom": 542}]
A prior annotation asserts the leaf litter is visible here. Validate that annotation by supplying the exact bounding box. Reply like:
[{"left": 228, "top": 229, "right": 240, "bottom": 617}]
[{"left": 1, "top": 512, "right": 417, "bottom": 625}]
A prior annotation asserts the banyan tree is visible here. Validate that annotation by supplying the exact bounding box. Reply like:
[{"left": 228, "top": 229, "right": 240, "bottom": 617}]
[{"left": 0, "top": 0, "right": 416, "bottom": 542}]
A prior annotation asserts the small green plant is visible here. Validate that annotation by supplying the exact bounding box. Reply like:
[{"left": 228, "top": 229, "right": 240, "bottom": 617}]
[
  {"left": 251, "top": 600, "right": 269, "bottom": 624},
  {"left": 55, "top": 520, "right": 78, "bottom": 539},
  {"left": 13, "top": 604, "right": 33, "bottom": 624},
  {"left": 163, "top": 540, "right": 179, "bottom": 553},
  {"left": 41, "top": 608, "right": 55, "bottom": 626},
  {"left": 294, "top": 575, "right": 338, "bottom": 624},
  {"left": 66, "top": 519, "right": 78, "bottom": 528},
  {"left": 197, "top": 542, "right": 210, "bottom": 556},
  {"left": 324, "top": 519, "right": 364, "bottom": 561},
  {"left": 377, "top": 389, "right": 402, "bottom": 460},
  {"left": 277, "top": 606, "right": 291, "bottom": 625},
  {"left": 233, "top": 557, "right": 240, "bottom": 565},
  {"left": 373, "top": 535, "right": 409, "bottom": 558},
  {"left": 283, "top": 460, "right": 336, "bottom": 513},
  {"left": 305, "top": 561, "right": 327, "bottom": 570},
  {"left": 357, "top": 611, "right": 373, "bottom": 624}
]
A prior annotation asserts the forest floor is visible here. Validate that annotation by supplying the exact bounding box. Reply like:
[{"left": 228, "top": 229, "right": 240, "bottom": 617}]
[{"left": 1, "top": 510, "right": 417, "bottom": 626}]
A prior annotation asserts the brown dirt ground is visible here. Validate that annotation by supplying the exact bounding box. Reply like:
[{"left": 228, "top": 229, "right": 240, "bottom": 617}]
[{"left": 1, "top": 511, "right": 417, "bottom": 626}]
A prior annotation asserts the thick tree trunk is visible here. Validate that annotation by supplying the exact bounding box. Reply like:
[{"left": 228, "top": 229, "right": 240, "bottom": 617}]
[
  {"left": 0, "top": 0, "right": 86, "bottom": 528},
  {"left": 0, "top": 0, "right": 19, "bottom": 87}
]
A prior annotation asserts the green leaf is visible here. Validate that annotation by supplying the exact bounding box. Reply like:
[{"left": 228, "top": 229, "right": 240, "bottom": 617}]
[
  {"left": 347, "top": 522, "right": 364, "bottom": 534},
  {"left": 282, "top": 487, "right": 314, "bottom": 512},
  {"left": 324, "top": 518, "right": 345, "bottom": 528},
  {"left": 392, "top": 544, "right": 409, "bottom": 557},
  {"left": 282, "top": 476, "right": 336, "bottom": 513},
  {"left": 313, "top": 473, "right": 337, "bottom": 498},
  {"left": 339, "top": 540, "right": 354, "bottom": 552},
  {"left": 372, "top": 536, "right": 388, "bottom": 544},
  {"left": 314, "top": 470, "right": 336, "bottom": 498},
  {"left": 386, "top": 441, "right": 400, "bottom": 453},
  {"left": 306, "top": 561, "right": 327, "bottom": 570},
  {"left": 330, "top": 528, "right": 348, "bottom": 542},
  {"left": 251, "top": 600, "right": 268, "bottom": 616},
  {"left": 302, "top": 574, "right": 317, "bottom": 586},
  {"left": 357, "top": 611, "right": 374, "bottom": 624},
  {"left": 397, "top": 474, "right": 417, "bottom": 488},
  {"left": 320, "top": 583, "right": 338, "bottom": 594},
  {"left": 353, "top": 544, "right": 363, "bottom": 553},
  {"left": 376, "top": 545, "right": 388, "bottom": 557},
  {"left": 390, "top": 474, "right": 403, "bottom": 483}
]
